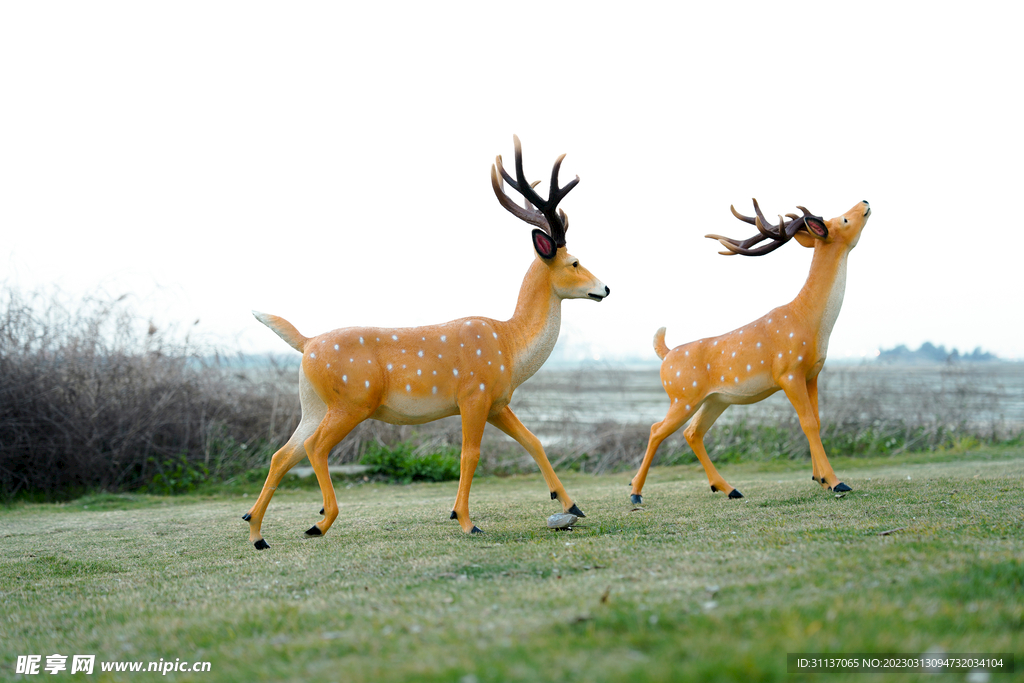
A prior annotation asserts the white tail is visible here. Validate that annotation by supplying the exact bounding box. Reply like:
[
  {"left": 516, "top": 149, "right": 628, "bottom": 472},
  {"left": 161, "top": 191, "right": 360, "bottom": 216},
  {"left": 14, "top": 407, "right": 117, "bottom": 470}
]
[
  {"left": 243, "top": 136, "right": 609, "bottom": 548},
  {"left": 629, "top": 199, "right": 871, "bottom": 505}
]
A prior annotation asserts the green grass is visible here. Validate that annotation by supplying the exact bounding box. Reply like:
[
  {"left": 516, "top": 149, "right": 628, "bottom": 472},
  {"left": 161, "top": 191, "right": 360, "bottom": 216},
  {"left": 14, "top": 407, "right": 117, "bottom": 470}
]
[{"left": 1, "top": 447, "right": 1022, "bottom": 682}]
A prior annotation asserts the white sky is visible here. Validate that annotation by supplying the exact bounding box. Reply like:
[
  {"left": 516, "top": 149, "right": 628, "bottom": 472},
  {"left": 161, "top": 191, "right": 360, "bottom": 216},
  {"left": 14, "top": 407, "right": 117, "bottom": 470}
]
[{"left": 2, "top": 2, "right": 1022, "bottom": 361}]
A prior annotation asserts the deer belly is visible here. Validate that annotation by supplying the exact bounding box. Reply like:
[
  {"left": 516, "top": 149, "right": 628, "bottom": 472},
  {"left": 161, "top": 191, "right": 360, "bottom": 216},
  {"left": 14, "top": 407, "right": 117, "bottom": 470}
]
[{"left": 371, "top": 394, "right": 459, "bottom": 425}]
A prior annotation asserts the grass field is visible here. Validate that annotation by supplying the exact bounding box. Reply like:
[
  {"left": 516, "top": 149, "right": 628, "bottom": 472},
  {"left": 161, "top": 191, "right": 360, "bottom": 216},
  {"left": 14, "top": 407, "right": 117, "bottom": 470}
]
[{"left": 2, "top": 449, "right": 1022, "bottom": 682}]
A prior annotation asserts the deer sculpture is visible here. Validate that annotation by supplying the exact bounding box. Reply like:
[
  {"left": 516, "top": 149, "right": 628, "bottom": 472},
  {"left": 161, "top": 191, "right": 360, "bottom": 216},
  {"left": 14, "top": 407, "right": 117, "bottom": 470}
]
[
  {"left": 629, "top": 199, "right": 871, "bottom": 505},
  {"left": 243, "top": 136, "right": 609, "bottom": 549}
]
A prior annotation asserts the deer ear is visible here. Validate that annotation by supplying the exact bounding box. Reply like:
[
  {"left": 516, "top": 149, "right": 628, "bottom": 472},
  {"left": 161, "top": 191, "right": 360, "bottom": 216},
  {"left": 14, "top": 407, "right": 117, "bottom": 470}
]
[
  {"left": 805, "top": 217, "right": 828, "bottom": 238},
  {"left": 532, "top": 229, "right": 557, "bottom": 259}
]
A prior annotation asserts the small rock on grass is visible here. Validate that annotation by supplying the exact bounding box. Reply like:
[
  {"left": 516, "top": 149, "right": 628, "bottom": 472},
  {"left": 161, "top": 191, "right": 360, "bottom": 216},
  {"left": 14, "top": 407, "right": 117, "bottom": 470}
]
[{"left": 547, "top": 513, "right": 578, "bottom": 529}]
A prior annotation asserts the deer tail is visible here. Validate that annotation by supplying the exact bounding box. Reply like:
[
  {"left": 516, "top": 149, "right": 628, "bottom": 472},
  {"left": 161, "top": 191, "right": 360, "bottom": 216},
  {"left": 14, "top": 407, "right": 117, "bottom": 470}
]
[
  {"left": 253, "top": 311, "right": 308, "bottom": 353},
  {"left": 653, "top": 327, "right": 670, "bottom": 360}
]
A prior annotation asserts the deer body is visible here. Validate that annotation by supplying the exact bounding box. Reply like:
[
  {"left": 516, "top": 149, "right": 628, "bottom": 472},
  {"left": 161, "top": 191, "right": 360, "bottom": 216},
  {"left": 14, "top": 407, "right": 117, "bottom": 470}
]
[
  {"left": 630, "top": 200, "right": 870, "bottom": 504},
  {"left": 244, "top": 137, "right": 608, "bottom": 548}
]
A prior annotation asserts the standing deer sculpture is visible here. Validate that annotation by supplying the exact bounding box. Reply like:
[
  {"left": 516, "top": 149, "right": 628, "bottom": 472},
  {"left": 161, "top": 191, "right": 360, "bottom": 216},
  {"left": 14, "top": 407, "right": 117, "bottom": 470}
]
[
  {"left": 629, "top": 199, "right": 871, "bottom": 504},
  {"left": 243, "top": 136, "right": 609, "bottom": 549}
]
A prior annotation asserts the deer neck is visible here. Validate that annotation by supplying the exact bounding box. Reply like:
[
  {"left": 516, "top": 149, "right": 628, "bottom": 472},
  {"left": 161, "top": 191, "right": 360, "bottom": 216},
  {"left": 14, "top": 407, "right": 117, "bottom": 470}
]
[
  {"left": 791, "top": 242, "right": 851, "bottom": 358},
  {"left": 502, "top": 259, "right": 562, "bottom": 389}
]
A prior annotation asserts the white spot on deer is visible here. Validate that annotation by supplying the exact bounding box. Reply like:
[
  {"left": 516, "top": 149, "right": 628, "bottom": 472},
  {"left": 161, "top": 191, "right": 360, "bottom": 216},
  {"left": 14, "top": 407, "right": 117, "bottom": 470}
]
[
  {"left": 349, "top": 358, "right": 353, "bottom": 363},
  {"left": 706, "top": 364, "right": 711, "bottom": 370},
  {"left": 479, "top": 383, "right": 485, "bottom": 391},
  {"left": 686, "top": 404, "right": 691, "bottom": 410},
  {"left": 692, "top": 381, "right": 697, "bottom": 387},
  {"left": 798, "top": 356, "right": 803, "bottom": 361},
  {"left": 500, "top": 364, "right": 505, "bottom": 371},
  {"left": 432, "top": 386, "right": 438, "bottom": 394},
  {"left": 674, "top": 398, "right": 678, "bottom": 403},
  {"left": 756, "top": 342, "right": 762, "bottom": 348},
  {"left": 492, "top": 332, "right": 498, "bottom": 339},
  {"left": 432, "top": 370, "right": 437, "bottom": 375},
  {"left": 342, "top": 375, "right": 347, "bottom": 383},
  {"left": 334, "top": 344, "right": 340, "bottom": 351},
  {"left": 720, "top": 376, "right": 725, "bottom": 382},
  {"left": 364, "top": 380, "right": 369, "bottom": 388},
  {"left": 731, "top": 352, "right": 736, "bottom": 357},
  {"left": 453, "top": 369, "right": 459, "bottom": 377},
  {"left": 788, "top": 374, "right": 794, "bottom": 380},
  {"left": 476, "top": 335, "right": 480, "bottom": 339},
  {"left": 487, "top": 361, "right": 491, "bottom": 365},
  {"left": 392, "top": 335, "right": 398, "bottom": 341},
  {"left": 778, "top": 353, "right": 783, "bottom": 358},
  {"left": 310, "top": 352, "right": 316, "bottom": 359},
  {"left": 438, "top": 354, "right": 443, "bottom": 359},
  {"left": 498, "top": 350, "right": 502, "bottom": 355},
  {"left": 746, "top": 364, "right": 751, "bottom": 371},
  {"left": 401, "top": 349, "right": 406, "bottom": 354},
  {"left": 359, "top": 337, "right": 364, "bottom": 345},
  {"left": 417, "top": 369, "right": 422, "bottom": 376},
  {"left": 789, "top": 332, "right": 794, "bottom": 338},
  {"left": 326, "top": 363, "right": 330, "bottom": 369},
  {"left": 406, "top": 384, "right": 411, "bottom": 392},
  {"left": 676, "top": 371, "right": 681, "bottom": 377},
  {"left": 767, "top": 318, "right": 772, "bottom": 323},
  {"left": 465, "top": 321, "right": 471, "bottom": 326},
  {"left": 460, "top": 343, "right": 464, "bottom": 347},
  {"left": 441, "top": 335, "right": 447, "bottom": 342},
  {"left": 421, "top": 337, "right": 426, "bottom": 341},
  {"left": 402, "top": 364, "right": 406, "bottom": 369},
  {"left": 418, "top": 350, "right": 424, "bottom": 357},
  {"left": 476, "top": 349, "right": 482, "bottom": 356},
  {"left": 734, "top": 377, "right": 739, "bottom": 383},
  {"left": 387, "top": 363, "right": 393, "bottom": 371},
  {"left": 713, "top": 341, "right": 718, "bottom": 346}
]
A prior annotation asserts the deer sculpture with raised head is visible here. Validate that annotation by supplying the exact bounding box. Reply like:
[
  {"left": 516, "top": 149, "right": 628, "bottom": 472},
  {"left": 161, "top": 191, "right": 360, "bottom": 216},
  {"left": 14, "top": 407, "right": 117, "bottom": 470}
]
[
  {"left": 629, "top": 199, "right": 871, "bottom": 505},
  {"left": 243, "top": 136, "right": 609, "bottom": 549}
]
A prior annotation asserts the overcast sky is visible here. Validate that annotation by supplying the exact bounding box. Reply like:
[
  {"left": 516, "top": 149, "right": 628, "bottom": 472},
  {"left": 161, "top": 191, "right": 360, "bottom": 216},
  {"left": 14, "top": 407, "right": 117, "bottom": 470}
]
[{"left": 3, "top": 2, "right": 1022, "bottom": 361}]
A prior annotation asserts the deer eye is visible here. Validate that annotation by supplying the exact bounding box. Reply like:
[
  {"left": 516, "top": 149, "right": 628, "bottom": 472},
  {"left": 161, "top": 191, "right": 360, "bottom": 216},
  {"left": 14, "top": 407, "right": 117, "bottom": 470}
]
[
  {"left": 572, "top": 261, "right": 579, "bottom": 268},
  {"left": 843, "top": 218, "right": 849, "bottom": 225}
]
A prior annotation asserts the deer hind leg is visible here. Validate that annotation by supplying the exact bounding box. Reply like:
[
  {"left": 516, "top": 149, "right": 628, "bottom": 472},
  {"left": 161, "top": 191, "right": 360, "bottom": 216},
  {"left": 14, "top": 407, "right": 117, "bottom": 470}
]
[
  {"left": 489, "top": 405, "right": 584, "bottom": 518},
  {"left": 245, "top": 419, "right": 320, "bottom": 550},
  {"left": 303, "top": 409, "right": 366, "bottom": 538},
  {"left": 450, "top": 399, "right": 490, "bottom": 534},
  {"left": 780, "top": 375, "right": 850, "bottom": 493},
  {"left": 683, "top": 399, "right": 744, "bottom": 499},
  {"left": 629, "top": 400, "right": 699, "bottom": 504}
]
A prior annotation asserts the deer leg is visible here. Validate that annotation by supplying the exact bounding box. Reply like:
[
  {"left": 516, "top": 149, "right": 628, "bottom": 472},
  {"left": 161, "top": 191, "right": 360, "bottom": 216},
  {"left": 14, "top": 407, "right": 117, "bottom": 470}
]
[
  {"left": 683, "top": 400, "right": 743, "bottom": 498},
  {"left": 303, "top": 410, "right": 365, "bottom": 538},
  {"left": 451, "top": 400, "right": 489, "bottom": 534},
  {"left": 489, "top": 405, "right": 584, "bottom": 517},
  {"left": 806, "top": 376, "right": 825, "bottom": 484},
  {"left": 245, "top": 416, "right": 322, "bottom": 549},
  {"left": 780, "top": 376, "right": 850, "bottom": 493},
  {"left": 629, "top": 400, "right": 699, "bottom": 504}
]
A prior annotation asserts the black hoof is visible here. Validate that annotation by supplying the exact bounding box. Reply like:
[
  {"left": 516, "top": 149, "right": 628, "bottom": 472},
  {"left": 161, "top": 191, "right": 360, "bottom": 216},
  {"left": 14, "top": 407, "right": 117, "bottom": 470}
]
[
  {"left": 833, "top": 482, "right": 852, "bottom": 492},
  {"left": 305, "top": 525, "right": 322, "bottom": 536},
  {"left": 567, "top": 503, "right": 586, "bottom": 518},
  {"left": 710, "top": 485, "right": 719, "bottom": 493},
  {"left": 728, "top": 489, "right": 744, "bottom": 499},
  {"left": 630, "top": 494, "right": 643, "bottom": 505},
  {"left": 812, "top": 476, "right": 820, "bottom": 482},
  {"left": 242, "top": 513, "right": 251, "bottom": 521},
  {"left": 450, "top": 510, "right": 458, "bottom": 520},
  {"left": 254, "top": 539, "right": 270, "bottom": 550},
  {"left": 470, "top": 526, "right": 483, "bottom": 534},
  {"left": 550, "top": 491, "right": 558, "bottom": 500},
  {"left": 319, "top": 507, "right": 324, "bottom": 515}
]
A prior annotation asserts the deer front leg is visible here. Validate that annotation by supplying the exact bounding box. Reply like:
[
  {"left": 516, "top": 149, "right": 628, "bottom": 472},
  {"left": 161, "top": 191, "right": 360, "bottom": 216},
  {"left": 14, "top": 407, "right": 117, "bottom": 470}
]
[
  {"left": 780, "top": 376, "right": 851, "bottom": 493},
  {"left": 451, "top": 400, "right": 489, "bottom": 534},
  {"left": 806, "top": 376, "right": 825, "bottom": 484},
  {"left": 488, "top": 405, "right": 585, "bottom": 518}
]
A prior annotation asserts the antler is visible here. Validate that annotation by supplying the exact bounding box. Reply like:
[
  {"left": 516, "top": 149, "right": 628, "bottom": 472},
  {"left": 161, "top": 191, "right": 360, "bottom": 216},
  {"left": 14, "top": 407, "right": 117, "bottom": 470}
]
[
  {"left": 491, "top": 135, "right": 578, "bottom": 247},
  {"left": 706, "top": 199, "right": 826, "bottom": 256}
]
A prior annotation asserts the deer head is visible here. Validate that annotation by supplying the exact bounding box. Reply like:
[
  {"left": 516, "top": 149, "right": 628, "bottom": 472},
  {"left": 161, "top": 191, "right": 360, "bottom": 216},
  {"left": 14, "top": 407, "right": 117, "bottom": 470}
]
[
  {"left": 706, "top": 199, "right": 871, "bottom": 255},
  {"left": 491, "top": 135, "right": 609, "bottom": 302}
]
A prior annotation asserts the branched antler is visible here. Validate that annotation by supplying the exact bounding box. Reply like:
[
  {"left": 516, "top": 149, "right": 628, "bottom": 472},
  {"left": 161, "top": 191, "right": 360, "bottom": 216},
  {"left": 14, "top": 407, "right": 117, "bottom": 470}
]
[
  {"left": 706, "top": 199, "right": 827, "bottom": 256},
  {"left": 491, "top": 135, "right": 578, "bottom": 247}
]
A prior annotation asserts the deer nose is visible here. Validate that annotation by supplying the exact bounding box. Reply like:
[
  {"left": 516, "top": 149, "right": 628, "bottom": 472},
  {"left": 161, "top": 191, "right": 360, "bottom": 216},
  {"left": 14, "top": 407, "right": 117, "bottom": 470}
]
[
  {"left": 862, "top": 200, "right": 869, "bottom": 205},
  {"left": 604, "top": 286, "right": 611, "bottom": 296}
]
